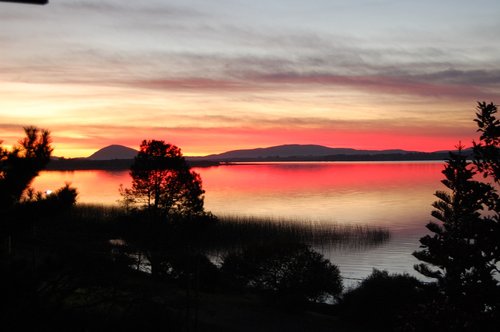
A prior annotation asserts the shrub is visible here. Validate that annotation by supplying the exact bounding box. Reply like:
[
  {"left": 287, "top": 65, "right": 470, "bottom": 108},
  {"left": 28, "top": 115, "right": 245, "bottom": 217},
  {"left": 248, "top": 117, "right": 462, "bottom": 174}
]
[
  {"left": 221, "top": 242, "right": 342, "bottom": 304},
  {"left": 339, "top": 269, "right": 429, "bottom": 331}
]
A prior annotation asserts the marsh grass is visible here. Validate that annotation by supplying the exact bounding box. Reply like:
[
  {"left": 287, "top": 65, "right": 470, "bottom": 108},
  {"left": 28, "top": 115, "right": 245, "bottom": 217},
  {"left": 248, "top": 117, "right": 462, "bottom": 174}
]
[
  {"left": 66, "top": 204, "right": 127, "bottom": 223},
  {"left": 55, "top": 205, "right": 390, "bottom": 254},
  {"left": 207, "top": 215, "right": 390, "bottom": 251}
]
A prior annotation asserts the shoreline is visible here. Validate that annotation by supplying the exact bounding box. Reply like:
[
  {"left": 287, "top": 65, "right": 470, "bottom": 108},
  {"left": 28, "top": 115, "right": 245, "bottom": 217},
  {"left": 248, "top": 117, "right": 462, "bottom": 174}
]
[
  {"left": 46, "top": 158, "right": 221, "bottom": 171},
  {"left": 46, "top": 155, "right": 449, "bottom": 171}
]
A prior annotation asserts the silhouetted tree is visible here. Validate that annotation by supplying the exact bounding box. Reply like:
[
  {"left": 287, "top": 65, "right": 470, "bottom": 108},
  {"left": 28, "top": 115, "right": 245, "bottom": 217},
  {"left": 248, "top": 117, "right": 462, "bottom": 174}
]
[
  {"left": 414, "top": 147, "right": 499, "bottom": 315},
  {"left": 0, "top": 126, "right": 52, "bottom": 209},
  {"left": 413, "top": 102, "right": 500, "bottom": 329},
  {"left": 120, "top": 140, "right": 205, "bottom": 219}
]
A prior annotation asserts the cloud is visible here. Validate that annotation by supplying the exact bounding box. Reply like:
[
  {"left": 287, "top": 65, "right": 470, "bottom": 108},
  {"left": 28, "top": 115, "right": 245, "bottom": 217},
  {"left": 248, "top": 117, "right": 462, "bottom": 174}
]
[
  {"left": 1, "top": 111, "right": 474, "bottom": 143},
  {"left": 415, "top": 69, "right": 500, "bottom": 86},
  {"left": 2, "top": 39, "right": 498, "bottom": 101},
  {"left": 127, "top": 78, "right": 252, "bottom": 92},
  {"left": 59, "top": 0, "right": 205, "bottom": 19},
  {"left": 253, "top": 72, "right": 497, "bottom": 99},
  {"left": 105, "top": 70, "right": 498, "bottom": 101}
]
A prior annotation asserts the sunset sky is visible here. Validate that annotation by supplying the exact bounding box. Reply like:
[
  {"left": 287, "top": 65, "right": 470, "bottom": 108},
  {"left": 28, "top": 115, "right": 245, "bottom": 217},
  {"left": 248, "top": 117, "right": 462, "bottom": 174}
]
[{"left": 1, "top": 0, "right": 499, "bottom": 157}]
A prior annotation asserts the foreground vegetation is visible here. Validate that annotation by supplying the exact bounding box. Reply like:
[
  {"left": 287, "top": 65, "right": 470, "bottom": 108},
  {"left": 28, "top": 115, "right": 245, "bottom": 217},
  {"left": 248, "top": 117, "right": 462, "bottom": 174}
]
[
  {"left": 2, "top": 102, "right": 499, "bottom": 331},
  {"left": 194, "top": 214, "right": 389, "bottom": 250},
  {"left": 2, "top": 203, "right": 388, "bottom": 331}
]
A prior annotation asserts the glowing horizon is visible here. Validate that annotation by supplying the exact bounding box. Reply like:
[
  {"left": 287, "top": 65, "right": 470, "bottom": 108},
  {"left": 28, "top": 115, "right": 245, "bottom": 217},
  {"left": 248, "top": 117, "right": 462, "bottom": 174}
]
[{"left": 1, "top": 1, "right": 499, "bottom": 157}]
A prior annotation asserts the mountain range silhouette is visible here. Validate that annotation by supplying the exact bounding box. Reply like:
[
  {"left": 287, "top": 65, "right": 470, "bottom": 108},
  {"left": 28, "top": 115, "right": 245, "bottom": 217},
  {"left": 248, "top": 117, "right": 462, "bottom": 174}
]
[{"left": 86, "top": 144, "right": 465, "bottom": 161}]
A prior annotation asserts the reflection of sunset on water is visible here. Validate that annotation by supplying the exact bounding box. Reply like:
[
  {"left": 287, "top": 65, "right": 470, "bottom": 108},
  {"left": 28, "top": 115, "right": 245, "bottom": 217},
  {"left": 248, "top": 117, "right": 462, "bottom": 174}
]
[
  {"left": 198, "top": 162, "right": 444, "bottom": 232},
  {"left": 201, "top": 162, "right": 443, "bottom": 191},
  {"left": 33, "top": 162, "right": 444, "bottom": 231},
  {"left": 32, "top": 162, "right": 446, "bottom": 280},
  {"left": 32, "top": 170, "right": 130, "bottom": 205}
]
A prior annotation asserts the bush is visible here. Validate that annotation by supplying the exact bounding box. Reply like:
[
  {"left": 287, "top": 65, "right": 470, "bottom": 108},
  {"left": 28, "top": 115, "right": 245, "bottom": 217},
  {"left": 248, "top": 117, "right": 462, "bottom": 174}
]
[
  {"left": 153, "top": 251, "right": 220, "bottom": 290},
  {"left": 221, "top": 242, "right": 342, "bottom": 304},
  {"left": 339, "top": 269, "right": 429, "bottom": 331}
]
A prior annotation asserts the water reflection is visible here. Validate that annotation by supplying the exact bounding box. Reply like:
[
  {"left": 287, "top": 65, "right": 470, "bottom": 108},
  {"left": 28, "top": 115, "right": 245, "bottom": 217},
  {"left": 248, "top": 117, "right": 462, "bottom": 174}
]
[
  {"left": 32, "top": 170, "right": 130, "bottom": 205},
  {"left": 33, "top": 161, "right": 444, "bottom": 283},
  {"left": 200, "top": 162, "right": 443, "bottom": 233}
]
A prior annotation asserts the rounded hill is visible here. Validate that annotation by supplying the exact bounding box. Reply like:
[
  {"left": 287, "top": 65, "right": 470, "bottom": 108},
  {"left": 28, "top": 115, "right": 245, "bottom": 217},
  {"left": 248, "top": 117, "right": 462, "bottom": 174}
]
[{"left": 87, "top": 145, "right": 138, "bottom": 160}]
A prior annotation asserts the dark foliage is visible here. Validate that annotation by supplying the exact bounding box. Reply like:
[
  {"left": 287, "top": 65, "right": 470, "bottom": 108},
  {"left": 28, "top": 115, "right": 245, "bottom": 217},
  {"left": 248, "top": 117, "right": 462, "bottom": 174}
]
[
  {"left": 1, "top": 248, "right": 183, "bottom": 332},
  {"left": 118, "top": 140, "right": 214, "bottom": 282},
  {"left": 402, "top": 293, "right": 500, "bottom": 332},
  {"left": 0, "top": 126, "right": 52, "bottom": 209},
  {"left": 21, "top": 183, "right": 78, "bottom": 213},
  {"left": 116, "top": 209, "right": 218, "bottom": 279},
  {"left": 221, "top": 243, "right": 342, "bottom": 304},
  {"left": 45, "top": 158, "right": 219, "bottom": 171},
  {"left": 339, "top": 269, "right": 430, "bottom": 331},
  {"left": 207, "top": 215, "right": 390, "bottom": 250},
  {"left": 473, "top": 101, "right": 500, "bottom": 182},
  {"left": 413, "top": 102, "right": 500, "bottom": 329},
  {"left": 413, "top": 148, "right": 498, "bottom": 293},
  {"left": 153, "top": 250, "right": 221, "bottom": 290},
  {"left": 120, "top": 139, "right": 206, "bottom": 218}
]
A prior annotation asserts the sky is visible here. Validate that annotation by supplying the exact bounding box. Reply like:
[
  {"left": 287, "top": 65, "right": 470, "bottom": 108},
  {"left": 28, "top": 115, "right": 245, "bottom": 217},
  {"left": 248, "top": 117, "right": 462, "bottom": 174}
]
[{"left": 1, "top": 0, "right": 499, "bottom": 157}]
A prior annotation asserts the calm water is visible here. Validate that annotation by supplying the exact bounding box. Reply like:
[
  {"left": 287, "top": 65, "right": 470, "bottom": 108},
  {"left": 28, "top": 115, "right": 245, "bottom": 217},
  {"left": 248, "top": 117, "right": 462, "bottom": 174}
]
[{"left": 33, "top": 161, "right": 444, "bottom": 285}]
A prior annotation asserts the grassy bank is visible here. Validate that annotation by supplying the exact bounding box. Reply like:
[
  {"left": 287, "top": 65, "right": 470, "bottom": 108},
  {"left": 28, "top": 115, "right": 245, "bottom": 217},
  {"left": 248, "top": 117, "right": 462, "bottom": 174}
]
[{"left": 58, "top": 204, "right": 390, "bottom": 251}]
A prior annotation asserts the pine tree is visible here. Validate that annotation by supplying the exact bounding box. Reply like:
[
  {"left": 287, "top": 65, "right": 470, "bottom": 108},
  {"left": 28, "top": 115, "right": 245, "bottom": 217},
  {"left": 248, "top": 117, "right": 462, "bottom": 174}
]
[
  {"left": 414, "top": 147, "right": 497, "bottom": 306},
  {"left": 413, "top": 102, "right": 500, "bottom": 328}
]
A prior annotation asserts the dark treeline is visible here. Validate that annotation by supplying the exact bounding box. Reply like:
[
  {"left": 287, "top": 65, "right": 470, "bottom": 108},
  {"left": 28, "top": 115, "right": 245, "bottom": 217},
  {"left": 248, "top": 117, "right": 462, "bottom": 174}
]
[
  {"left": 46, "top": 158, "right": 220, "bottom": 171},
  {"left": 46, "top": 151, "right": 454, "bottom": 171},
  {"left": 192, "top": 151, "right": 461, "bottom": 163}
]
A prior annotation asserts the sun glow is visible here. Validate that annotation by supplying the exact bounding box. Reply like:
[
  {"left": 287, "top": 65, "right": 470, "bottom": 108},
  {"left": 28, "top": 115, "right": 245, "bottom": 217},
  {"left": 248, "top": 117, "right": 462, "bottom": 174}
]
[
  {"left": 1, "top": 1, "right": 497, "bottom": 157},
  {"left": 0, "top": 81, "right": 478, "bottom": 158}
]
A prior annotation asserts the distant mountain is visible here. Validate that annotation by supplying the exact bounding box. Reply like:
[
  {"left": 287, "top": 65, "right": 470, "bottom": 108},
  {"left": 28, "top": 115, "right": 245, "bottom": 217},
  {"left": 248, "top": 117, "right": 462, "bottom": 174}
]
[
  {"left": 87, "top": 145, "right": 138, "bottom": 160},
  {"left": 47, "top": 143, "right": 464, "bottom": 170},
  {"left": 197, "top": 144, "right": 420, "bottom": 161}
]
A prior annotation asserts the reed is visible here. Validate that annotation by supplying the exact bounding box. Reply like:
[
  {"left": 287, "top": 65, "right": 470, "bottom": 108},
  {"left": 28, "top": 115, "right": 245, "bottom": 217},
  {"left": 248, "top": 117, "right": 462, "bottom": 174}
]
[
  {"left": 58, "top": 205, "right": 390, "bottom": 252},
  {"left": 67, "top": 203, "right": 127, "bottom": 222},
  {"left": 205, "top": 214, "right": 390, "bottom": 251}
]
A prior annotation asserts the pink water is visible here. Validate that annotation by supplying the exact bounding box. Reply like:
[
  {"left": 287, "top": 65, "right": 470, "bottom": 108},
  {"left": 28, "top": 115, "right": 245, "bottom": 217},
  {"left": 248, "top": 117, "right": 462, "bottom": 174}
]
[{"left": 33, "top": 161, "right": 445, "bottom": 283}]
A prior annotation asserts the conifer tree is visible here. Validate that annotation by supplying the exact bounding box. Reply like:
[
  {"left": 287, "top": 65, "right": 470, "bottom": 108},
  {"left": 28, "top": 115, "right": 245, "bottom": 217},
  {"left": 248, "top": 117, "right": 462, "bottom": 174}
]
[
  {"left": 413, "top": 148, "right": 497, "bottom": 310},
  {"left": 414, "top": 103, "right": 500, "bottom": 328}
]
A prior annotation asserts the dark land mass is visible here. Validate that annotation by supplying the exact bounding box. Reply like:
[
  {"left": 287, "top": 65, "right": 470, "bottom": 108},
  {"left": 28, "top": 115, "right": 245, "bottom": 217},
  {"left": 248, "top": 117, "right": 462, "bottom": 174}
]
[
  {"left": 194, "top": 144, "right": 473, "bottom": 162},
  {"left": 47, "top": 144, "right": 472, "bottom": 170},
  {"left": 191, "top": 151, "right": 453, "bottom": 163},
  {"left": 200, "top": 144, "right": 419, "bottom": 160},
  {"left": 46, "top": 158, "right": 220, "bottom": 171},
  {"left": 87, "top": 144, "right": 138, "bottom": 160},
  {"left": 46, "top": 152, "right": 447, "bottom": 171}
]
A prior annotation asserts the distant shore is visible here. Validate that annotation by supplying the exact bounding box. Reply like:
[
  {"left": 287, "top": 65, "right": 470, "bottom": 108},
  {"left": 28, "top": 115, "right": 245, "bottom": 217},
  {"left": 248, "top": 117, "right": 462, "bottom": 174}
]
[
  {"left": 46, "top": 158, "right": 221, "bottom": 171},
  {"left": 190, "top": 152, "right": 450, "bottom": 163},
  {"left": 46, "top": 152, "right": 451, "bottom": 171},
  {"left": 47, "top": 152, "right": 448, "bottom": 171}
]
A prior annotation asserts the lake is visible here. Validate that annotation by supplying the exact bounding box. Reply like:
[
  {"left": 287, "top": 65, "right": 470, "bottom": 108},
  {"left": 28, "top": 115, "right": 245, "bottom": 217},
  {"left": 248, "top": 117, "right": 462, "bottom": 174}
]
[{"left": 32, "top": 161, "right": 444, "bottom": 285}]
